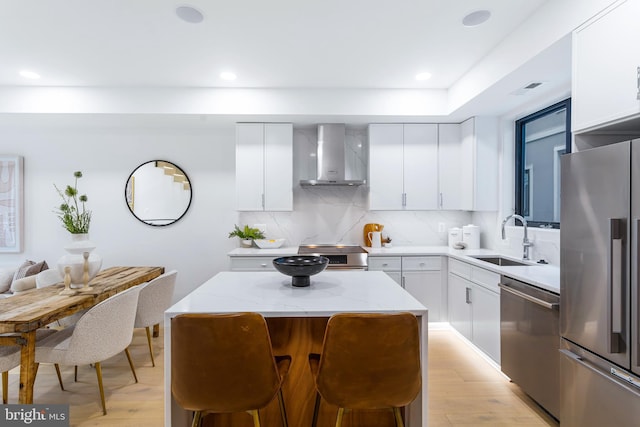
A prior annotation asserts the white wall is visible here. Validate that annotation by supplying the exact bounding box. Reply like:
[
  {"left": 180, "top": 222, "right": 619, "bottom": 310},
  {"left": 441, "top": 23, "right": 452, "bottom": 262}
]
[{"left": 0, "top": 120, "right": 237, "bottom": 302}]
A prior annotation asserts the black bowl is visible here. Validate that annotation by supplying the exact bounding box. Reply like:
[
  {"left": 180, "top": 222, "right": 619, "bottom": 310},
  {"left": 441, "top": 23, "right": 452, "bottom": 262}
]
[{"left": 272, "top": 256, "right": 329, "bottom": 287}]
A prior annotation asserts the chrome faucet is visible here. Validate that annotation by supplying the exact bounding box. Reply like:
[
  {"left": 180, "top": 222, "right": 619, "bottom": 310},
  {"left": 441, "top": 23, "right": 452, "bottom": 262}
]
[{"left": 501, "top": 214, "right": 533, "bottom": 260}]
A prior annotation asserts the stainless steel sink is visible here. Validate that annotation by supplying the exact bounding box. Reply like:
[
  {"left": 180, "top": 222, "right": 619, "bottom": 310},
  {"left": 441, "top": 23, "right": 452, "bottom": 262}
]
[{"left": 470, "top": 256, "right": 534, "bottom": 267}]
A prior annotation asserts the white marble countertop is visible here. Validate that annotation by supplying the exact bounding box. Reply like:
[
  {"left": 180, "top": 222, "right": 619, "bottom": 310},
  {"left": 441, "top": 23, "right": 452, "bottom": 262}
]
[
  {"left": 227, "top": 246, "right": 299, "bottom": 256},
  {"left": 167, "top": 270, "right": 427, "bottom": 317},
  {"left": 365, "top": 246, "right": 560, "bottom": 294},
  {"left": 227, "top": 245, "right": 560, "bottom": 294}
]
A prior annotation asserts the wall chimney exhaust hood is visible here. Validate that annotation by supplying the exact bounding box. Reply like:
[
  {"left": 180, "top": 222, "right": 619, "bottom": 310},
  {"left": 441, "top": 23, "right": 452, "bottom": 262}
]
[{"left": 300, "top": 124, "right": 366, "bottom": 186}]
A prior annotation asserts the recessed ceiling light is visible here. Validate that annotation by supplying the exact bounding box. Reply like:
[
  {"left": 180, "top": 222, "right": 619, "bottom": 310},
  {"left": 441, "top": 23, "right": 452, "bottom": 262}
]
[
  {"left": 220, "top": 72, "right": 237, "bottom": 81},
  {"left": 175, "top": 5, "right": 204, "bottom": 24},
  {"left": 415, "top": 72, "right": 432, "bottom": 81},
  {"left": 462, "top": 10, "right": 491, "bottom": 27},
  {"left": 19, "top": 70, "right": 40, "bottom": 80}
]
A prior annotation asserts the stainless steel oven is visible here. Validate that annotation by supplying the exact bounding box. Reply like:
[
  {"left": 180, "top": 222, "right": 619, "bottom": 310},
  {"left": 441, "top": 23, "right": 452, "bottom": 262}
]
[
  {"left": 297, "top": 244, "right": 367, "bottom": 270},
  {"left": 499, "top": 275, "right": 560, "bottom": 419}
]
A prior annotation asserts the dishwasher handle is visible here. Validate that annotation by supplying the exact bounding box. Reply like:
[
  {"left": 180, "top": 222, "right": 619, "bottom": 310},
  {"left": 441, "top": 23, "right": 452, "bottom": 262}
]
[{"left": 499, "top": 283, "right": 559, "bottom": 310}]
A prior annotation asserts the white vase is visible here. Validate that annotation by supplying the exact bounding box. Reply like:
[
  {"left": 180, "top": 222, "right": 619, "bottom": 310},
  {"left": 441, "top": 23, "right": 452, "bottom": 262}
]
[{"left": 57, "top": 233, "right": 103, "bottom": 288}]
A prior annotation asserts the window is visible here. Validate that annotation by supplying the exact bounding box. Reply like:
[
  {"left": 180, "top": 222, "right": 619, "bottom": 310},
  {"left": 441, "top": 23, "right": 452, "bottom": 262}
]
[{"left": 515, "top": 99, "right": 571, "bottom": 228}]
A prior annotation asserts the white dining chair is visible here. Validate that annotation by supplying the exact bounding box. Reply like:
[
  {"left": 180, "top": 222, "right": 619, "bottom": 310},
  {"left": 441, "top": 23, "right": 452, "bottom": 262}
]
[
  {"left": 34, "top": 285, "right": 142, "bottom": 415},
  {"left": 1, "top": 329, "right": 57, "bottom": 403},
  {"left": 133, "top": 270, "right": 177, "bottom": 367}
]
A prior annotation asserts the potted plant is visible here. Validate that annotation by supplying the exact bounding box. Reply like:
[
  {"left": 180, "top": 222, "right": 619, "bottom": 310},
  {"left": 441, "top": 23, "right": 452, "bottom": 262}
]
[
  {"left": 54, "top": 171, "right": 91, "bottom": 234},
  {"left": 228, "top": 224, "right": 265, "bottom": 247}
]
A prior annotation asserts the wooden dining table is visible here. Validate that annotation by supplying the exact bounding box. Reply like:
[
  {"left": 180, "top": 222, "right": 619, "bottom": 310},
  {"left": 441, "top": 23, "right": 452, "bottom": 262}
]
[{"left": 0, "top": 266, "right": 164, "bottom": 404}]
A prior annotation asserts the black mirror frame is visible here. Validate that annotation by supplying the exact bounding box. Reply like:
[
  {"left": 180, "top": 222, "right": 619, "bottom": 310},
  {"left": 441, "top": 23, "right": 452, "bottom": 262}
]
[{"left": 125, "top": 159, "right": 193, "bottom": 227}]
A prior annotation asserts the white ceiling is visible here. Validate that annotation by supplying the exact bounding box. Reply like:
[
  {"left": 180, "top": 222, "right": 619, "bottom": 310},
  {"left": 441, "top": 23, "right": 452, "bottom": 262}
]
[{"left": 0, "top": 0, "right": 549, "bottom": 90}]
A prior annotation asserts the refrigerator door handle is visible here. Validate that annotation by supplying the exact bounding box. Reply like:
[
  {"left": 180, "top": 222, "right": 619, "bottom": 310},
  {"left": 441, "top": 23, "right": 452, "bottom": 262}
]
[{"left": 609, "top": 218, "right": 625, "bottom": 353}]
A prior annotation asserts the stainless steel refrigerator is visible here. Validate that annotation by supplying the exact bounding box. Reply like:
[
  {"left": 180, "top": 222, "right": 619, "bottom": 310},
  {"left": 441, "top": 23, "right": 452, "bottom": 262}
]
[{"left": 560, "top": 139, "right": 640, "bottom": 426}]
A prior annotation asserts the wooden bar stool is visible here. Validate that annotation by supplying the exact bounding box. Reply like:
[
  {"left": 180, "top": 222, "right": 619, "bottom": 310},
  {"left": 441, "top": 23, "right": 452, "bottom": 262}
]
[
  {"left": 308, "top": 312, "right": 421, "bottom": 427},
  {"left": 171, "top": 312, "right": 291, "bottom": 427}
]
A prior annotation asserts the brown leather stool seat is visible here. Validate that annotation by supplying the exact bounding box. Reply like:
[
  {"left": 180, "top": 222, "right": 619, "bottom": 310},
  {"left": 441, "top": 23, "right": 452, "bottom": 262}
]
[
  {"left": 171, "top": 312, "right": 291, "bottom": 427},
  {"left": 309, "top": 312, "right": 421, "bottom": 427}
]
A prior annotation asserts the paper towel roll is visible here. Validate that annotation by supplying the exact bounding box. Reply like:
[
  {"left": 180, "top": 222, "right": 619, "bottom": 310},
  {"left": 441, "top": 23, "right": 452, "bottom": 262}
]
[
  {"left": 462, "top": 224, "right": 480, "bottom": 249},
  {"left": 448, "top": 227, "right": 462, "bottom": 248}
]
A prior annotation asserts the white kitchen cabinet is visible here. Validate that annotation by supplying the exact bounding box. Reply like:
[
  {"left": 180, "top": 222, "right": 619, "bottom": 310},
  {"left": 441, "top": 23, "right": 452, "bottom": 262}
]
[
  {"left": 229, "top": 256, "right": 277, "bottom": 271},
  {"left": 573, "top": 0, "right": 640, "bottom": 132},
  {"left": 447, "top": 272, "right": 473, "bottom": 340},
  {"left": 437, "top": 123, "right": 463, "bottom": 210},
  {"left": 369, "top": 124, "right": 438, "bottom": 210},
  {"left": 236, "top": 123, "right": 293, "bottom": 211},
  {"left": 368, "top": 256, "right": 402, "bottom": 285},
  {"left": 369, "top": 255, "right": 444, "bottom": 322},
  {"left": 459, "top": 117, "right": 498, "bottom": 211},
  {"left": 448, "top": 258, "right": 501, "bottom": 363}
]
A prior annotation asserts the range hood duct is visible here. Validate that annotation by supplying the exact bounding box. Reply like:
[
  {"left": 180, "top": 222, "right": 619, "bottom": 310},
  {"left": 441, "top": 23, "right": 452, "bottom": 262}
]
[{"left": 300, "top": 124, "right": 366, "bottom": 186}]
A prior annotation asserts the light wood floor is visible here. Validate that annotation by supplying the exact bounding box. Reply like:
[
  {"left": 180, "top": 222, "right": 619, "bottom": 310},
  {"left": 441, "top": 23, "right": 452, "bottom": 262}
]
[{"left": 6, "top": 327, "right": 558, "bottom": 426}]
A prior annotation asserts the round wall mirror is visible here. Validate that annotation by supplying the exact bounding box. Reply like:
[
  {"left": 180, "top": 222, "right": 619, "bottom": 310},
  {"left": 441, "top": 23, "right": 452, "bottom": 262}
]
[{"left": 125, "top": 160, "right": 192, "bottom": 226}]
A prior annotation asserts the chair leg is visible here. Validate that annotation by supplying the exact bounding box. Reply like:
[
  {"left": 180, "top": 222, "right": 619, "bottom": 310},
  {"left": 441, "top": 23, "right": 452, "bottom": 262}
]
[
  {"left": 277, "top": 388, "right": 288, "bottom": 427},
  {"left": 2, "top": 371, "right": 7, "bottom": 404},
  {"left": 250, "top": 409, "right": 261, "bottom": 427},
  {"left": 145, "top": 326, "right": 156, "bottom": 367},
  {"left": 311, "top": 391, "right": 321, "bottom": 427},
  {"left": 393, "top": 407, "right": 404, "bottom": 427},
  {"left": 191, "top": 411, "right": 202, "bottom": 427},
  {"left": 95, "top": 362, "right": 107, "bottom": 415},
  {"left": 335, "top": 407, "right": 345, "bottom": 427},
  {"left": 54, "top": 364, "right": 65, "bottom": 390},
  {"left": 124, "top": 348, "right": 138, "bottom": 383}
]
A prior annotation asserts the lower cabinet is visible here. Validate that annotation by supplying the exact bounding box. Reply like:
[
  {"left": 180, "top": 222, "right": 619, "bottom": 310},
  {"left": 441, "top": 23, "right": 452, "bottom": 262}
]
[
  {"left": 368, "top": 256, "right": 444, "bottom": 322},
  {"left": 448, "top": 258, "right": 500, "bottom": 363},
  {"left": 229, "top": 256, "right": 277, "bottom": 271}
]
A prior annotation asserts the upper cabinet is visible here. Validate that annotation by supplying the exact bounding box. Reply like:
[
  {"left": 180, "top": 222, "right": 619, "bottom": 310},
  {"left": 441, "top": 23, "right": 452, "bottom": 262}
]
[
  {"left": 458, "top": 117, "right": 499, "bottom": 211},
  {"left": 437, "top": 124, "right": 464, "bottom": 210},
  {"left": 573, "top": 0, "right": 640, "bottom": 132},
  {"left": 236, "top": 123, "right": 293, "bottom": 211},
  {"left": 369, "top": 124, "right": 438, "bottom": 210}
]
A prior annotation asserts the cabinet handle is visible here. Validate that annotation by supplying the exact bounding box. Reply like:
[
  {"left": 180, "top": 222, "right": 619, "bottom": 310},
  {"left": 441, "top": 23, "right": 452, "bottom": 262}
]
[
  {"left": 382, "top": 263, "right": 388, "bottom": 267},
  {"left": 465, "top": 287, "right": 471, "bottom": 304},
  {"left": 402, "top": 192, "right": 407, "bottom": 207},
  {"left": 439, "top": 192, "right": 443, "bottom": 208},
  {"left": 637, "top": 66, "right": 640, "bottom": 100},
  {"left": 261, "top": 193, "right": 265, "bottom": 209},
  {"left": 401, "top": 276, "right": 405, "bottom": 288},
  {"left": 261, "top": 263, "right": 267, "bottom": 267}
]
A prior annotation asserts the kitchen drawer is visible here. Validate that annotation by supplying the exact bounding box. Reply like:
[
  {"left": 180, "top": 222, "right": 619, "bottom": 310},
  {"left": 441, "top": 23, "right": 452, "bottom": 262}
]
[
  {"left": 402, "top": 256, "right": 441, "bottom": 271},
  {"left": 449, "top": 258, "right": 472, "bottom": 279},
  {"left": 471, "top": 267, "right": 500, "bottom": 293},
  {"left": 229, "top": 256, "right": 277, "bottom": 271},
  {"left": 368, "top": 256, "right": 402, "bottom": 271}
]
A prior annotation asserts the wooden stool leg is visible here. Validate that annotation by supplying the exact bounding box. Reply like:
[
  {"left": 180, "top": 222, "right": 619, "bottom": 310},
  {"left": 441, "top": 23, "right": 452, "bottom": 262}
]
[
  {"left": 191, "top": 411, "right": 202, "bottom": 427},
  {"left": 277, "top": 388, "right": 288, "bottom": 427},
  {"left": 145, "top": 326, "right": 156, "bottom": 367},
  {"left": 95, "top": 362, "right": 107, "bottom": 415},
  {"left": 2, "top": 371, "right": 8, "bottom": 404},
  {"left": 250, "top": 409, "right": 261, "bottom": 427},
  {"left": 54, "top": 364, "right": 64, "bottom": 390},
  {"left": 311, "top": 392, "right": 321, "bottom": 427},
  {"left": 124, "top": 348, "right": 138, "bottom": 383},
  {"left": 393, "top": 407, "right": 404, "bottom": 427},
  {"left": 335, "top": 407, "right": 345, "bottom": 427}
]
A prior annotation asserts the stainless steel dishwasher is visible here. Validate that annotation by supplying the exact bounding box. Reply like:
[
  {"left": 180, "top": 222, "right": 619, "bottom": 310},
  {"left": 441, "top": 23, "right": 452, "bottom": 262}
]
[{"left": 499, "top": 275, "right": 560, "bottom": 419}]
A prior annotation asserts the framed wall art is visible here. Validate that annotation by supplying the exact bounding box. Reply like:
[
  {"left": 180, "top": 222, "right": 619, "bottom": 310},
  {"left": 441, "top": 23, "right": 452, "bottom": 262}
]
[{"left": 0, "top": 156, "right": 23, "bottom": 253}]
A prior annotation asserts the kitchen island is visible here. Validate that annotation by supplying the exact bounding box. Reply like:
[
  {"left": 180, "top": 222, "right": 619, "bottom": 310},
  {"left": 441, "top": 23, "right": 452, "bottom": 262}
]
[{"left": 164, "top": 270, "right": 428, "bottom": 427}]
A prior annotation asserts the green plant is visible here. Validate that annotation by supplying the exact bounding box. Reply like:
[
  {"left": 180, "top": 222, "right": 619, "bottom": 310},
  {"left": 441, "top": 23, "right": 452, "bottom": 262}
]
[
  {"left": 54, "top": 171, "right": 92, "bottom": 234},
  {"left": 228, "top": 224, "right": 265, "bottom": 240}
]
